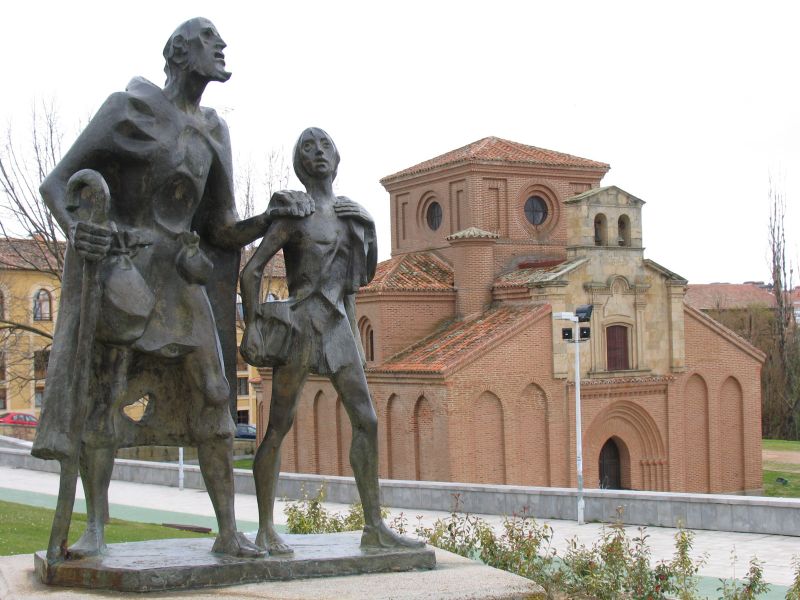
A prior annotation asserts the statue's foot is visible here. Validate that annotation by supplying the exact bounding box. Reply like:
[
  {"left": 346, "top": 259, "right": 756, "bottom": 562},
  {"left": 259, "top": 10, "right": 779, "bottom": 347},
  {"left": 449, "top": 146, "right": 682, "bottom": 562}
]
[
  {"left": 211, "top": 531, "right": 266, "bottom": 558},
  {"left": 361, "top": 522, "right": 425, "bottom": 549},
  {"left": 255, "top": 527, "right": 294, "bottom": 556},
  {"left": 67, "top": 526, "right": 106, "bottom": 559}
]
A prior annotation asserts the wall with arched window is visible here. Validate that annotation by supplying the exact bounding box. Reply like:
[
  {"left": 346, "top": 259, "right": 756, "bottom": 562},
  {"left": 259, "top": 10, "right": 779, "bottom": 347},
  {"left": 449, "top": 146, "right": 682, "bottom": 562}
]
[
  {"left": 594, "top": 213, "right": 608, "bottom": 246},
  {"left": 32, "top": 288, "right": 52, "bottom": 321},
  {"left": 617, "top": 214, "right": 631, "bottom": 246},
  {"left": 471, "top": 391, "right": 506, "bottom": 484},
  {"left": 683, "top": 373, "right": 710, "bottom": 492},
  {"left": 413, "top": 395, "right": 436, "bottom": 481},
  {"left": 358, "top": 316, "right": 375, "bottom": 363},
  {"left": 605, "top": 324, "right": 631, "bottom": 371}
]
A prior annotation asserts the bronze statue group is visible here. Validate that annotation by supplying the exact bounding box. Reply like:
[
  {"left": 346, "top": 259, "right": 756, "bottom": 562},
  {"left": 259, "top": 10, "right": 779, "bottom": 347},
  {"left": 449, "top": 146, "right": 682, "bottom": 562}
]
[{"left": 33, "top": 17, "right": 421, "bottom": 562}]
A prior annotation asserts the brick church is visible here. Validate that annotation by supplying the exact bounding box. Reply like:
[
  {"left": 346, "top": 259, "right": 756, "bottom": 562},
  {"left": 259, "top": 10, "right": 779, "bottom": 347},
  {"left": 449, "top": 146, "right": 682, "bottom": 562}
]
[{"left": 254, "top": 137, "right": 764, "bottom": 494}]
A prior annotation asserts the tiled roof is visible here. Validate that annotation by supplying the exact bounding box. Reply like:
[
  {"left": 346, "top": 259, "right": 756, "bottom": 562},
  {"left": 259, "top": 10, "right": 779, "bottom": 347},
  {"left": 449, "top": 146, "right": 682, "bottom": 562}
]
[
  {"left": 0, "top": 237, "right": 64, "bottom": 272},
  {"left": 363, "top": 252, "right": 454, "bottom": 292},
  {"left": 493, "top": 257, "right": 587, "bottom": 289},
  {"left": 374, "top": 304, "right": 550, "bottom": 374},
  {"left": 684, "top": 283, "right": 777, "bottom": 310},
  {"left": 381, "top": 137, "right": 609, "bottom": 183}
]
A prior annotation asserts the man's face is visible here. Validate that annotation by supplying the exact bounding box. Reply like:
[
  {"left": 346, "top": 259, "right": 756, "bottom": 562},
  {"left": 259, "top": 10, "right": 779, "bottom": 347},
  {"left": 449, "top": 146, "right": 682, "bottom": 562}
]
[
  {"left": 298, "top": 130, "right": 337, "bottom": 179},
  {"left": 186, "top": 19, "right": 231, "bottom": 83}
]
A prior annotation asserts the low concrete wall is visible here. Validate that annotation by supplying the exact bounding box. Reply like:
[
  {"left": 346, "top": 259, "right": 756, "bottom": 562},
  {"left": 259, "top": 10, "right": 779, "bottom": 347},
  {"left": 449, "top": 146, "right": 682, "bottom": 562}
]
[
  {"left": 0, "top": 424, "right": 36, "bottom": 442},
  {"left": 1, "top": 440, "right": 798, "bottom": 537},
  {"left": 114, "top": 440, "right": 255, "bottom": 462}
]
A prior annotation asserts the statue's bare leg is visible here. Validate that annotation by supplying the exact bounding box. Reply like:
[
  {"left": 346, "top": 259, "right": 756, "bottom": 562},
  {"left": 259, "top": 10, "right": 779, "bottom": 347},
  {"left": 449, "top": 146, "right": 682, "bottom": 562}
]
[
  {"left": 68, "top": 444, "right": 115, "bottom": 557},
  {"left": 253, "top": 364, "right": 307, "bottom": 555},
  {"left": 331, "top": 363, "right": 424, "bottom": 549},
  {"left": 68, "top": 347, "right": 128, "bottom": 558},
  {"left": 186, "top": 346, "right": 264, "bottom": 558}
]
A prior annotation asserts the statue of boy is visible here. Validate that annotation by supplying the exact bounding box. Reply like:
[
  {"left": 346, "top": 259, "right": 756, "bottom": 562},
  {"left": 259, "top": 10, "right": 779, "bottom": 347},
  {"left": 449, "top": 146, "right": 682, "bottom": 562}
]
[
  {"left": 32, "top": 18, "right": 310, "bottom": 559},
  {"left": 240, "top": 127, "right": 423, "bottom": 554}
]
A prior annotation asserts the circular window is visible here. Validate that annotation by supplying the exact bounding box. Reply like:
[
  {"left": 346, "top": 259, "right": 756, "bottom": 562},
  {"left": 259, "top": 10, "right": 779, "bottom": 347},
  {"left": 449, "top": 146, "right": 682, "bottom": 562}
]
[
  {"left": 426, "top": 201, "right": 442, "bottom": 231},
  {"left": 524, "top": 196, "right": 548, "bottom": 226}
]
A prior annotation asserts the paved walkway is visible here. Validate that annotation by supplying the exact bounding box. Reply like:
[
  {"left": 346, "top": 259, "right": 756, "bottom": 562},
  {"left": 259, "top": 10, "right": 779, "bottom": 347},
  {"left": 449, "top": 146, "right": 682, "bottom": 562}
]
[{"left": 1, "top": 465, "right": 798, "bottom": 598}]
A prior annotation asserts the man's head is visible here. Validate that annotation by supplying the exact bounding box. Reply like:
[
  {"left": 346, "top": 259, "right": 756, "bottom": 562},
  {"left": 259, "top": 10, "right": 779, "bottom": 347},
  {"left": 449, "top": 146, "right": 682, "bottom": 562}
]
[
  {"left": 163, "top": 18, "right": 231, "bottom": 86},
  {"left": 293, "top": 128, "right": 340, "bottom": 187}
]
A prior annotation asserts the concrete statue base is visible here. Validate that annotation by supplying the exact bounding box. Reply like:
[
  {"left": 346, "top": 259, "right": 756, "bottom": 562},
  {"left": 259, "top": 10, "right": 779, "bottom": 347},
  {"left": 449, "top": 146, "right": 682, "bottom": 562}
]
[{"left": 34, "top": 532, "right": 436, "bottom": 593}]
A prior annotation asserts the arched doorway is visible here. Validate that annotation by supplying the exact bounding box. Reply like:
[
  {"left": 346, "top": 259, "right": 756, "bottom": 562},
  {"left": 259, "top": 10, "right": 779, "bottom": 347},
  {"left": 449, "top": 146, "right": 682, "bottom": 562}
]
[{"left": 599, "top": 438, "right": 622, "bottom": 489}]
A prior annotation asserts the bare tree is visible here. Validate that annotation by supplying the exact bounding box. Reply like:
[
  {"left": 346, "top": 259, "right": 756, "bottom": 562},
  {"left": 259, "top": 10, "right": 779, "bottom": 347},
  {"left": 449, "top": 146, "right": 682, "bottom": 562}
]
[
  {"left": 0, "top": 102, "right": 66, "bottom": 398},
  {"left": 766, "top": 180, "right": 800, "bottom": 438},
  {"left": 0, "top": 101, "right": 65, "bottom": 325},
  {"left": 0, "top": 100, "right": 66, "bottom": 277}
]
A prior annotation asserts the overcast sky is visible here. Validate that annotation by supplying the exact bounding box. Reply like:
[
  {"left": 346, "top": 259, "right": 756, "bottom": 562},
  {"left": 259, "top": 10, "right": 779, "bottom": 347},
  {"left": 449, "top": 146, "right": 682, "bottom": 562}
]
[{"left": 4, "top": 1, "right": 799, "bottom": 284}]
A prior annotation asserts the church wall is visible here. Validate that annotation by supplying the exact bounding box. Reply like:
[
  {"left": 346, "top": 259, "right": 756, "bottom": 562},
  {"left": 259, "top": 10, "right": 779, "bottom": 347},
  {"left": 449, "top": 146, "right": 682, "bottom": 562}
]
[
  {"left": 681, "top": 308, "right": 763, "bottom": 493},
  {"left": 388, "top": 167, "right": 602, "bottom": 263},
  {"left": 443, "top": 312, "right": 565, "bottom": 487},
  {"left": 356, "top": 291, "right": 456, "bottom": 363},
  {"left": 555, "top": 252, "right": 679, "bottom": 378}
]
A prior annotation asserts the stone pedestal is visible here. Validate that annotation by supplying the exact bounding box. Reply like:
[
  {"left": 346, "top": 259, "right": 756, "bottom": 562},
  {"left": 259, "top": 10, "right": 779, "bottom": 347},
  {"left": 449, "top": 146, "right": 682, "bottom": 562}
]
[{"left": 33, "top": 532, "right": 436, "bottom": 593}]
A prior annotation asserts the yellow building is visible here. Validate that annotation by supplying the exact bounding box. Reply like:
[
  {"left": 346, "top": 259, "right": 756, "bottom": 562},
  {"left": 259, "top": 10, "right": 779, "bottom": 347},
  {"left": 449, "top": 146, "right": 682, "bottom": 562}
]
[{"left": 0, "top": 238, "right": 61, "bottom": 417}]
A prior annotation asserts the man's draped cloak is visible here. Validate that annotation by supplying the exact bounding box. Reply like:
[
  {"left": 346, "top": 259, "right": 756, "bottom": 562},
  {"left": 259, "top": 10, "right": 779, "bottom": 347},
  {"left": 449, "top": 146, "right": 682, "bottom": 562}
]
[{"left": 32, "top": 77, "right": 241, "bottom": 460}]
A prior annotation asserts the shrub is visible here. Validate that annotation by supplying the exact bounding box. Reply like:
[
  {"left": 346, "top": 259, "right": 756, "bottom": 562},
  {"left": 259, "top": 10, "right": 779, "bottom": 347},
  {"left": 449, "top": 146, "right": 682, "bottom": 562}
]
[{"left": 283, "top": 485, "right": 388, "bottom": 534}]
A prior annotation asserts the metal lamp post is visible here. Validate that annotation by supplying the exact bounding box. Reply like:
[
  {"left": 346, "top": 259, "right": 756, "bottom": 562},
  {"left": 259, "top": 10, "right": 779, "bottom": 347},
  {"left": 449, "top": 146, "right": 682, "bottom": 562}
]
[{"left": 554, "top": 304, "right": 593, "bottom": 525}]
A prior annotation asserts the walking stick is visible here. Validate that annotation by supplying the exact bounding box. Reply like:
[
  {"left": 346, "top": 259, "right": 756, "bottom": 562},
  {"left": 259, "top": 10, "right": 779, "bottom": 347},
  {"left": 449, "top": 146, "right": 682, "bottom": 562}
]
[{"left": 46, "top": 170, "right": 111, "bottom": 563}]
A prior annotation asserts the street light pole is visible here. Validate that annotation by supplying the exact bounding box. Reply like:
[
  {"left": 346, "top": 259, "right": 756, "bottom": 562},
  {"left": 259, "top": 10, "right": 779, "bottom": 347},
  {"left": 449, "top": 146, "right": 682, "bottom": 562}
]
[
  {"left": 573, "top": 316, "right": 584, "bottom": 525},
  {"left": 554, "top": 306, "right": 592, "bottom": 526}
]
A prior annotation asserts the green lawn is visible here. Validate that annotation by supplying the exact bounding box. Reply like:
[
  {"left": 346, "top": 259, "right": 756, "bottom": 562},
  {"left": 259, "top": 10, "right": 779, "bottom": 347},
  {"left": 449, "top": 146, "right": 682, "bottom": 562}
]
[
  {"left": 762, "top": 469, "right": 800, "bottom": 497},
  {"left": 234, "top": 458, "right": 254, "bottom": 470},
  {"left": 762, "top": 438, "right": 800, "bottom": 452},
  {"left": 0, "top": 499, "right": 213, "bottom": 556}
]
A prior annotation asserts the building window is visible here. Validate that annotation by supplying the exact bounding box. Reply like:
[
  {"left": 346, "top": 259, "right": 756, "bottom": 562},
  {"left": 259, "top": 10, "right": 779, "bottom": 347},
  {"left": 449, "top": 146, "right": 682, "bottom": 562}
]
[
  {"left": 0, "top": 388, "right": 6, "bottom": 410},
  {"left": 0, "top": 351, "right": 5, "bottom": 381},
  {"left": 236, "top": 409, "right": 249, "bottom": 424},
  {"left": 235, "top": 293, "right": 244, "bottom": 321},
  {"left": 34, "top": 387, "right": 44, "bottom": 408},
  {"left": 524, "top": 196, "right": 548, "bottom": 226},
  {"left": 33, "top": 349, "right": 50, "bottom": 380},
  {"left": 618, "top": 215, "right": 631, "bottom": 247},
  {"left": 358, "top": 317, "right": 375, "bottom": 363},
  {"left": 606, "top": 325, "right": 630, "bottom": 371},
  {"left": 0, "top": 289, "right": 5, "bottom": 319},
  {"left": 236, "top": 376, "right": 249, "bottom": 397},
  {"left": 33, "top": 289, "right": 52, "bottom": 321},
  {"left": 426, "top": 201, "right": 442, "bottom": 231},
  {"left": 594, "top": 213, "right": 607, "bottom": 246}
]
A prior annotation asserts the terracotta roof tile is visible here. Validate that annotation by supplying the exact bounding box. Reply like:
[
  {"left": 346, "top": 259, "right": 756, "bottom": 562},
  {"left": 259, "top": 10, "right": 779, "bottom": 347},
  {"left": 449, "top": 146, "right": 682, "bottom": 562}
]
[
  {"left": 0, "top": 238, "right": 64, "bottom": 273},
  {"left": 684, "top": 283, "right": 776, "bottom": 310},
  {"left": 363, "top": 252, "right": 454, "bottom": 292},
  {"left": 373, "top": 304, "right": 549, "bottom": 373},
  {"left": 381, "top": 136, "right": 609, "bottom": 183}
]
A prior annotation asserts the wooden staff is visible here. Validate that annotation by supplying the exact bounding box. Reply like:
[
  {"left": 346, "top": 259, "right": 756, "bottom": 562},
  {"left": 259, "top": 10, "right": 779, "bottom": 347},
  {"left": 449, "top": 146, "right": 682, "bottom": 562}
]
[{"left": 46, "top": 169, "right": 110, "bottom": 563}]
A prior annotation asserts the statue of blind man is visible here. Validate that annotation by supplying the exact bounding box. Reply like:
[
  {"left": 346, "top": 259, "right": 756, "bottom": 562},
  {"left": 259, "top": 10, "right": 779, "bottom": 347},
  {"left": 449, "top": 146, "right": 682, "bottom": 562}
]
[
  {"left": 240, "top": 127, "right": 424, "bottom": 555},
  {"left": 32, "top": 18, "right": 311, "bottom": 561}
]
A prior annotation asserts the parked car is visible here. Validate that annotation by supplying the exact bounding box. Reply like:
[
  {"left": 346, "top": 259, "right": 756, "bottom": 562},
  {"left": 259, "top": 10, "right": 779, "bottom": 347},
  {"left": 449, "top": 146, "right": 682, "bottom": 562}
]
[
  {"left": 0, "top": 412, "right": 39, "bottom": 427},
  {"left": 235, "top": 423, "right": 256, "bottom": 439}
]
